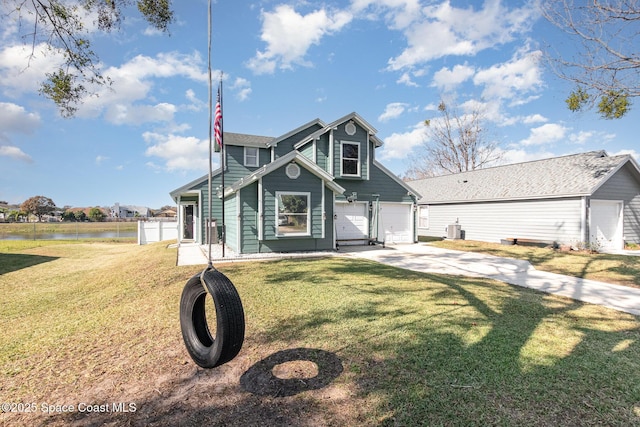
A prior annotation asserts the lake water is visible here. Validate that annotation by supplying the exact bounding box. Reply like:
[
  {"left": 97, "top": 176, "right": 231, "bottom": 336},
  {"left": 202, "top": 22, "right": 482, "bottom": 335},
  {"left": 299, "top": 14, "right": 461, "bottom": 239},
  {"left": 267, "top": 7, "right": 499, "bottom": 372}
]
[{"left": 1, "top": 232, "right": 137, "bottom": 240}]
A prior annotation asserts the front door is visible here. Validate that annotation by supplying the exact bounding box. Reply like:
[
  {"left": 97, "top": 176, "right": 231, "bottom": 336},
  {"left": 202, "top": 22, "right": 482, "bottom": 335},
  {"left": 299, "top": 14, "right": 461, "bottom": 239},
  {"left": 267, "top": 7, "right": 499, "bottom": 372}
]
[{"left": 183, "top": 205, "right": 194, "bottom": 240}]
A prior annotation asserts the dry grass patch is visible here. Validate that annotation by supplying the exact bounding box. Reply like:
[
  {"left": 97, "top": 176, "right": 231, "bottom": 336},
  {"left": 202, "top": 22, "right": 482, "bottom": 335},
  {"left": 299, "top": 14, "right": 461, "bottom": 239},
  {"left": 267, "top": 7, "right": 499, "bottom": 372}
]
[{"left": 431, "top": 239, "right": 640, "bottom": 288}]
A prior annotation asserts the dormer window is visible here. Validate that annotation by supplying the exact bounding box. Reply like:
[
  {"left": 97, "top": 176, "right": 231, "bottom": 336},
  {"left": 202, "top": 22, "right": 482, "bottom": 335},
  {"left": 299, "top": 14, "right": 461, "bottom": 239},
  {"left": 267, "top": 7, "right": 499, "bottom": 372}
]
[
  {"left": 341, "top": 141, "right": 360, "bottom": 177},
  {"left": 244, "top": 147, "right": 259, "bottom": 167}
]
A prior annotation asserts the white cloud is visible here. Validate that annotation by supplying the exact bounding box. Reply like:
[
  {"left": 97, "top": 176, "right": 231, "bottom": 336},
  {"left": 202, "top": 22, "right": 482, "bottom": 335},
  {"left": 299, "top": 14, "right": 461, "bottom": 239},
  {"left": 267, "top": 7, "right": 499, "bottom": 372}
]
[
  {"left": 0, "top": 43, "right": 63, "bottom": 96},
  {"left": 143, "top": 132, "right": 211, "bottom": 172},
  {"left": 231, "top": 77, "right": 252, "bottom": 101},
  {"left": 380, "top": 121, "right": 427, "bottom": 160},
  {"left": 431, "top": 63, "right": 475, "bottom": 91},
  {"left": 473, "top": 47, "right": 543, "bottom": 102},
  {"left": 103, "top": 102, "right": 177, "bottom": 125},
  {"left": 0, "top": 145, "right": 32, "bottom": 162},
  {"left": 247, "top": 5, "right": 353, "bottom": 74},
  {"left": 397, "top": 72, "right": 419, "bottom": 87},
  {"left": 378, "top": 102, "right": 410, "bottom": 122},
  {"left": 496, "top": 148, "right": 556, "bottom": 166},
  {"left": 75, "top": 51, "right": 206, "bottom": 123},
  {"left": 520, "top": 123, "right": 568, "bottom": 147},
  {"left": 522, "top": 114, "right": 548, "bottom": 124},
  {"left": 0, "top": 102, "right": 41, "bottom": 135},
  {"left": 387, "top": 0, "right": 538, "bottom": 70},
  {"left": 95, "top": 155, "right": 109, "bottom": 165},
  {"left": 569, "top": 130, "right": 593, "bottom": 145}
]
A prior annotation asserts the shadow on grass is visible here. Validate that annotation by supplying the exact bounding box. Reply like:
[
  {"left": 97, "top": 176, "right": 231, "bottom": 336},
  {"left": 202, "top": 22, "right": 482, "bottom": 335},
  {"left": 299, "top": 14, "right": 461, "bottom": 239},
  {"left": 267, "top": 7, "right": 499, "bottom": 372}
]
[
  {"left": 0, "top": 253, "right": 59, "bottom": 275},
  {"left": 37, "top": 258, "right": 640, "bottom": 426}
]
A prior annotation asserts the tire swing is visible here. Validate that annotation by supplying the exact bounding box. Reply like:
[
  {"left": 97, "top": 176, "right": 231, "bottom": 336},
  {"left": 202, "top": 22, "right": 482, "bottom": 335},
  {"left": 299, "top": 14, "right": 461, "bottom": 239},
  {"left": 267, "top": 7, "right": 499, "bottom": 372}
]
[
  {"left": 179, "top": 2, "right": 245, "bottom": 368},
  {"left": 180, "top": 268, "right": 245, "bottom": 368}
]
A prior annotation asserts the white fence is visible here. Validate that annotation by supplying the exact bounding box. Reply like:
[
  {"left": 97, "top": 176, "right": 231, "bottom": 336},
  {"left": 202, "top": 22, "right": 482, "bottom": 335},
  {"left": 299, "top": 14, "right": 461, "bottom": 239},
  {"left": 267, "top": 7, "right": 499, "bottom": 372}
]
[{"left": 138, "top": 221, "right": 178, "bottom": 245}]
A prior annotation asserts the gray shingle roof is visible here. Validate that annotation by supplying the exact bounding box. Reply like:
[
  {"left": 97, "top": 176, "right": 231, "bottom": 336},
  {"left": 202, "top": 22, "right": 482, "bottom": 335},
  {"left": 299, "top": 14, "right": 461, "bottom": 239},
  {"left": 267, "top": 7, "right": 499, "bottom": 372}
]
[
  {"left": 224, "top": 132, "right": 275, "bottom": 147},
  {"left": 407, "top": 151, "right": 636, "bottom": 203}
]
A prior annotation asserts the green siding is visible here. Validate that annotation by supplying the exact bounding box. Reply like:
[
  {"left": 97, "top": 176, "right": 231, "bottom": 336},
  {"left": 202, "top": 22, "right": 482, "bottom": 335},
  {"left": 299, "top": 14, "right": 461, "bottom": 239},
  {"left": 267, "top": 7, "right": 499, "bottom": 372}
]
[
  {"left": 333, "top": 122, "right": 369, "bottom": 180},
  {"left": 336, "top": 162, "right": 414, "bottom": 204},
  {"left": 262, "top": 167, "right": 331, "bottom": 244},
  {"left": 274, "top": 124, "right": 323, "bottom": 159},
  {"left": 239, "top": 183, "right": 259, "bottom": 254}
]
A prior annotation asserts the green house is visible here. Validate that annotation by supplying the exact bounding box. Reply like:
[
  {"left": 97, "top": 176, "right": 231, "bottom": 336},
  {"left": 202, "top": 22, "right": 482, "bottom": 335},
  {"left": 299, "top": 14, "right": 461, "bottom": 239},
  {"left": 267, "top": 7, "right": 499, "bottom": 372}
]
[{"left": 169, "top": 112, "right": 421, "bottom": 254}]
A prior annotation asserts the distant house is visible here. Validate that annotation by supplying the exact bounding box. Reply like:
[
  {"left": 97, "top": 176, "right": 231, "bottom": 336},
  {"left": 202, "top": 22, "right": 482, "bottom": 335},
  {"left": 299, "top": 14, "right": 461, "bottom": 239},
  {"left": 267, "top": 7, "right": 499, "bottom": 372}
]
[
  {"left": 110, "top": 203, "right": 151, "bottom": 218},
  {"left": 170, "top": 112, "right": 420, "bottom": 254},
  {"left": 407, "top": 151, "right": 640, "bottom": 251}
]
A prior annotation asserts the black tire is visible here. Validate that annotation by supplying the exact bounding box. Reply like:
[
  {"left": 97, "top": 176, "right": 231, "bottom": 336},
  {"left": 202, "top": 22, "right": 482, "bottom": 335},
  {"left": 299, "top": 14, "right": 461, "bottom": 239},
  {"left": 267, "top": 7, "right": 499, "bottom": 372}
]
[{"left": 180, "top": 268, "right": 245, "bottom": 368}]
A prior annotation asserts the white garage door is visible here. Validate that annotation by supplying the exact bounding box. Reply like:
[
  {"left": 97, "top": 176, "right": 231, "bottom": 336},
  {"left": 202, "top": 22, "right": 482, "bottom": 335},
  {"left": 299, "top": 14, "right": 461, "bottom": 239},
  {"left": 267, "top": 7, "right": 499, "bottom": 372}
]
[
  {"left": 378, "top": 203, "right": 413, "bottom": 244},
  {"left": 590, "top": 200, "right": 623, "bottom": 251},
  {"left": 335, "top": 202, "right": 368, "bottom": 245}
]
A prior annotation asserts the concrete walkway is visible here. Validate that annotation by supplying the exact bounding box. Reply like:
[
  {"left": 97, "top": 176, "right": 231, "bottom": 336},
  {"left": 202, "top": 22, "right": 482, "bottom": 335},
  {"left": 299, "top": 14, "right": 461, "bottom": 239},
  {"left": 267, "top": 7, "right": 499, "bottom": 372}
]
[{"left": 174, "top": 242, "right": 640, "bottom": 317}]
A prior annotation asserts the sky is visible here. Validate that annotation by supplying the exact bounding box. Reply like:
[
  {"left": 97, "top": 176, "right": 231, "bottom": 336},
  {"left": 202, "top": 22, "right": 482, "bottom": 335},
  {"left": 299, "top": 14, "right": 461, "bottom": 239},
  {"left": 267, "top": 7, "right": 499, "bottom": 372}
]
[{"left": 1, "top": 0, "right": 638, "bottom": 209}]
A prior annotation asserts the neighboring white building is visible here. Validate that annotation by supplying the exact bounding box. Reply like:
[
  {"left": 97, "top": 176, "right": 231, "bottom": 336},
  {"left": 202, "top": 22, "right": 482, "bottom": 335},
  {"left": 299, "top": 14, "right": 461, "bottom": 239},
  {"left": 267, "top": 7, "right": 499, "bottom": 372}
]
[
  {"left": 408, "top": 151, "right": 640, "bottom": 251},
  {"left": 111, "top": 203, "right": 151, "bottom": 218}
]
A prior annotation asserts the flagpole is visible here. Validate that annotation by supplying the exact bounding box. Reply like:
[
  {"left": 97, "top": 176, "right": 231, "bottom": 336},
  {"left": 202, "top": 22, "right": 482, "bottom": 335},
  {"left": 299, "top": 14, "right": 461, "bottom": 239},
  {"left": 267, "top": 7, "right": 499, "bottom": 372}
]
[
  {"left": 220, "top": 77, "right": 226, "bottom": 258},
  {"left": 206, "top": 0, "right": 213, "bottom": 268}
]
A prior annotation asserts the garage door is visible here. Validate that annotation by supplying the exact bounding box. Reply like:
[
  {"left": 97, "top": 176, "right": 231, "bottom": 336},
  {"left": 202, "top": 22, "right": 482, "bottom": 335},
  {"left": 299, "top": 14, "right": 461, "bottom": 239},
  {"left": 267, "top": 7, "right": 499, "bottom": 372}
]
[
  {"left": 590, "top": 200, "right": 623, "bottom": 251},
  {"left": 378, "top": 203, "right": 413, "bottom": 244},
  {"left": 335, "top": 203, "right": 368, "bottom": 245}
]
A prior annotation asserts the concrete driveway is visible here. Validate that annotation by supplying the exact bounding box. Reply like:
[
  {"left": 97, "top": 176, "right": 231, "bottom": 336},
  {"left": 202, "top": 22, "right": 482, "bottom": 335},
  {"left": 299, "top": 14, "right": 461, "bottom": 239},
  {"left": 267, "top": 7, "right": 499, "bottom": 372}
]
[
  {"left": 341, "top": 244, "right": 640, "bottom": 317},
  {"left": 175, "top": 242, "right": 640, "bottom": 317}
]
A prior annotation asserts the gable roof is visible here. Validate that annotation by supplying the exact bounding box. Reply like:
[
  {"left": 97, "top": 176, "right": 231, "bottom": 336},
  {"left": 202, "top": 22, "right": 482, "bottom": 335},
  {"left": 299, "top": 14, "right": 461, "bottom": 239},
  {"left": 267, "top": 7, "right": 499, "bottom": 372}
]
[
  {"left": 294, "top": 112, "right": 384, "bottom": 150},
  {"left": 408, "top": 151, "right": 640, "bottom": 204},
  {"left": 224, "top": 151, "right": 346, "bottom": 197}
]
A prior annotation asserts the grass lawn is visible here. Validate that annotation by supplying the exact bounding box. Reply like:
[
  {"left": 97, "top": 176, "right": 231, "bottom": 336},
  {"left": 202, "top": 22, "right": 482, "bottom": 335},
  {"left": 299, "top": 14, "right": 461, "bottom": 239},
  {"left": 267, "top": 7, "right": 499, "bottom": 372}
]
[
  {"left": 1, "top": 241, "right": 639, "bottom": 426},
  {"left": 430, "top": 239, "right": 640, "bottom": 289}
]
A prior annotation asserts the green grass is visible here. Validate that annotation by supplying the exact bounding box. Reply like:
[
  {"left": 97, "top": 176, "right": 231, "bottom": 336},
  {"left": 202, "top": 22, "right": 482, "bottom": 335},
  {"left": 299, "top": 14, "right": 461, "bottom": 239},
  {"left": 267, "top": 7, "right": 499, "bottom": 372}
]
[
  {"left": 0, "top": 241, "right": 638, "bottom": 425},
  {"left": 0, "top": 221, "right": 137, "bottom": 235},
  {"left": 431, "top": 239, "right": 640, "bottom": 288}
]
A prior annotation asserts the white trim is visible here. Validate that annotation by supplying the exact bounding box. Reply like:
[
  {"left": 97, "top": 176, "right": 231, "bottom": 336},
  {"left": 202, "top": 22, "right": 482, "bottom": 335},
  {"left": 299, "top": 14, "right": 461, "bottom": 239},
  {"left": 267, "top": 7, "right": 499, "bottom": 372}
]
[
  {"left": 329, "top": 129, "right": 334, "bottom": 175},
  {"left": 275, "top": 191, "right": 312, "bottom": 237},
  {"left": 236, "top": 194, "right": 241, "bottom": 253},
  {"left": 321, "top": 181, "right": 325, "bottom": 239},
  {"left": 340, "top": 140, "right": 361, "bottom": 177},
  {"left": 366, "top": 133, "right": 370, "bottom": 180},
  {"left": 258, "top": 178, "right": 264, "bottom": 241}
]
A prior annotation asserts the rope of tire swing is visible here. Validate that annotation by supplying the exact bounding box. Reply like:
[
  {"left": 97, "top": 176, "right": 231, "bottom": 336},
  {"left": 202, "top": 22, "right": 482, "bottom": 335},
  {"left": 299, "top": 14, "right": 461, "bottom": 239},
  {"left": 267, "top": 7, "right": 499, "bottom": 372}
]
[{"left": 178, "top": 0, "right": 245, "bottom": 369}]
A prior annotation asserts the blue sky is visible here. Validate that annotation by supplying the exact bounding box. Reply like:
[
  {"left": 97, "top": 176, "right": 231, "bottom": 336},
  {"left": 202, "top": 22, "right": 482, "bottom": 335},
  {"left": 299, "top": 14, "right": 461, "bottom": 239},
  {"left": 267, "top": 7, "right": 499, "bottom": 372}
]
[{"left": 1, "top": 0, "right": 638, "bottom": 209}]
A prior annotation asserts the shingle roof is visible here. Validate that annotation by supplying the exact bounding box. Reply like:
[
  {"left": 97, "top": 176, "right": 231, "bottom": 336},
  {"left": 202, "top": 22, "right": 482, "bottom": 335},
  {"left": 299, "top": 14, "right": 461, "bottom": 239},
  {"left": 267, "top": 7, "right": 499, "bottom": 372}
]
[
  {"left": 407, "top": 151, "right": 638, "bottom": 203},
  {"left": 224, "top": 132, "right": 275, "bottom": 147}
]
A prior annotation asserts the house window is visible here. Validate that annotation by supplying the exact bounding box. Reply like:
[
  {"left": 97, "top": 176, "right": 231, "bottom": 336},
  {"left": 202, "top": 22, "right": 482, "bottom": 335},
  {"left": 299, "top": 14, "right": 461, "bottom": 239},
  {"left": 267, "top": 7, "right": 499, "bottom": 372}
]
[
  {"left": 341, "top": 141, "right": 360, "bottom": 177},
  {"left": 418, "top": 206, "right": 429, "bottom": 228},
  {"left": 276, "top": 192, "right": 310, "bottom": 236},
  {"left": 244, "top": 147, "right": 259, "bottom": 167}
]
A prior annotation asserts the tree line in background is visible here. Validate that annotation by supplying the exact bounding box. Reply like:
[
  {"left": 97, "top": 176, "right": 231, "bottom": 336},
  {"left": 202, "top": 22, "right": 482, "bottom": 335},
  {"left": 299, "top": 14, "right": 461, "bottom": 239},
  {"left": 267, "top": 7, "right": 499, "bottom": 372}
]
[{"left": 0, "top": 196, "right": 174, "bottom": 223}]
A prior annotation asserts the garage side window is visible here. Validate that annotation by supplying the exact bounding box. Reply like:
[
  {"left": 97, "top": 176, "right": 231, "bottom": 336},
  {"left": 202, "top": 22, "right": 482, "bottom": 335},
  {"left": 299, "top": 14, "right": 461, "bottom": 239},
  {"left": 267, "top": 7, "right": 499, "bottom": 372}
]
[
  {"left": 276, "top": 192, "right": 310, "bottom": 236},
  {"left": 341, "top": 141, "right": 360, "bottom": 177},
  {"left": 418, "top": 206, "right": 429, "bottom": 228}
]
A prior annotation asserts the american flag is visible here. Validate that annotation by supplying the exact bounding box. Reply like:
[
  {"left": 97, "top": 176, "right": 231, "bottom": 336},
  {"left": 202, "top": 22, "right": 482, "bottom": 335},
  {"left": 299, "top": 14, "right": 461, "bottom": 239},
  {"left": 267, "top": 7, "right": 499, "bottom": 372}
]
[{"left": 214, "top": 86, "right": 222, "bottom": 150}]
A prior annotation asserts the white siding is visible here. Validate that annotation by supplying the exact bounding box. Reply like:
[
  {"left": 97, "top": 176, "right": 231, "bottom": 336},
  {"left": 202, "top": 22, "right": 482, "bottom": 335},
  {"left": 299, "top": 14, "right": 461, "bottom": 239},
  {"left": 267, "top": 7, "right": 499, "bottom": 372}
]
[{"left": 418, "top": 198, "right": 584, "bottom": 244}]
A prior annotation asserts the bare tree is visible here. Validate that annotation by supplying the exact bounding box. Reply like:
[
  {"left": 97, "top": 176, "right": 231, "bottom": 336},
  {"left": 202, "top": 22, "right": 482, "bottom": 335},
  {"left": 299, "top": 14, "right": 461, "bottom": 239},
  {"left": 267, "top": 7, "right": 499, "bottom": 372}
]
[
  {"left": 542, "top": 0, "right": 639, "bottom": 119},
  {"left": 2, "top": 0, "right": 174, "bottom": 117},
  {"left": 405, "top": 100, "right": 501, "bottom": 179}
]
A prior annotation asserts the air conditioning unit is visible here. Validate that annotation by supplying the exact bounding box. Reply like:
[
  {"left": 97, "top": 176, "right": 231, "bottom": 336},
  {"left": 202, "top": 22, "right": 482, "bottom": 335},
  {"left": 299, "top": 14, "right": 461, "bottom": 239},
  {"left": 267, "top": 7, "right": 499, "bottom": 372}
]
[{"left": 446, "top": 224, "right": 461, "bottom": 239}]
